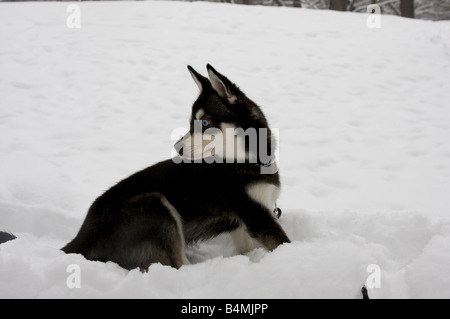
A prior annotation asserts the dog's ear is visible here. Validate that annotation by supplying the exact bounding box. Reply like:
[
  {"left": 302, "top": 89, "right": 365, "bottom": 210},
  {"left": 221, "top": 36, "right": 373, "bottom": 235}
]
[
  {"left": 187, "top": 65, "right": 209, "bottom": 92},
  {"left": 206, "top": 64, "right": 238, "bottom": 104}
]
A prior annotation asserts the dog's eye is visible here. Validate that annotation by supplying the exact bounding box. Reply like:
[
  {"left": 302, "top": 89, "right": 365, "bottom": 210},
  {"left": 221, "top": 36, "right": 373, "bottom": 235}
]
[{"left": 202, "top": 119, "right": 210, "bottom": 127}]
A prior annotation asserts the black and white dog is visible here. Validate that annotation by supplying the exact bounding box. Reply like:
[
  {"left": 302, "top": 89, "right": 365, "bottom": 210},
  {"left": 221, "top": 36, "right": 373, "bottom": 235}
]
[{"left": 1, "top": 65, "right": 291, "bottom": 271}]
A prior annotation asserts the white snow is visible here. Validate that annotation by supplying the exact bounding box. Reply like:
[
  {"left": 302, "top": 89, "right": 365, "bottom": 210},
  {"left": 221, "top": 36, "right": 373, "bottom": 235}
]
[{"left": 1, "top": 1, "right": 450, "bottom": 299}]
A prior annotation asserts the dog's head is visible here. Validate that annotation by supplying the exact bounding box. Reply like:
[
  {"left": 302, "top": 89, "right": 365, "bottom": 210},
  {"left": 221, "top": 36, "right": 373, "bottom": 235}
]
[{"left": 175, "top": 64, "right": 276, "bottom": 165}]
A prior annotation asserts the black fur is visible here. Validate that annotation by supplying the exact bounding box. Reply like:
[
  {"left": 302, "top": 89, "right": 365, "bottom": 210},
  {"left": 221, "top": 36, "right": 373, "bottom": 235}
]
[
  {"left": 361, "top": 286, "right": 370, "bottom": 299},
  {"left": 61, "top": 65, "right": 291, "bottom": 270}
]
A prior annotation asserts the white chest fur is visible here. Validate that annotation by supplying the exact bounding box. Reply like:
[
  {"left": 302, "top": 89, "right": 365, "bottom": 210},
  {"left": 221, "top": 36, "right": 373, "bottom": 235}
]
[{"left": 246, "top": 182, "right": 280, "bottom": 211}]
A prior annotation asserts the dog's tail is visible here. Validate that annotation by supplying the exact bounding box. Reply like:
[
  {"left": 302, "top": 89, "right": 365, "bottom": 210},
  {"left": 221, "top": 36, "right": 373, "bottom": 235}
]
[{"left": 0, "top": 231, "right": 16, "bottom": 244}]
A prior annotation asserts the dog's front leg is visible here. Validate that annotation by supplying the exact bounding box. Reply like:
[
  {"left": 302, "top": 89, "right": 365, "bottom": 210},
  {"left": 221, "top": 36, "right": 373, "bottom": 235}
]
[
  {"left": 238, "top": 201, "right": 290, "bottom": 251},
  {"left": 230, "top": 225, "right": 255, "bottom": 254}
]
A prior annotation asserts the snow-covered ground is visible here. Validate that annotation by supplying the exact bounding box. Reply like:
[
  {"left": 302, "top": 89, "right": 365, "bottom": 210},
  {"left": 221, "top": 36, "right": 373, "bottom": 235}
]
[{"left": 0, "top": 1, "right": 449, "bottom": 299}]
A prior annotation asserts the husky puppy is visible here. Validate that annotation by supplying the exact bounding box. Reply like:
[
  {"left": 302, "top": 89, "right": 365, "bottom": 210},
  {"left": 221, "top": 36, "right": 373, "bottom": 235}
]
[{"left": 5, "top": 65, "right": 291, "bottom": 270}]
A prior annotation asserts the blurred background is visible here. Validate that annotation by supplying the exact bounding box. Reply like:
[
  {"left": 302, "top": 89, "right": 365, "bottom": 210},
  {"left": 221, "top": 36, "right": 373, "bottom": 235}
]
[{"left": 1, "top": 0, "right": 449, "bottom": 21}]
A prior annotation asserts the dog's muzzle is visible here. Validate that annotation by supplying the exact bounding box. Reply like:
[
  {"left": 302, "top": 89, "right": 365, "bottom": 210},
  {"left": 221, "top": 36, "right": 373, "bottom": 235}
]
[{"left": 174, "top": 132, "right": 191, "bottom": 157}]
